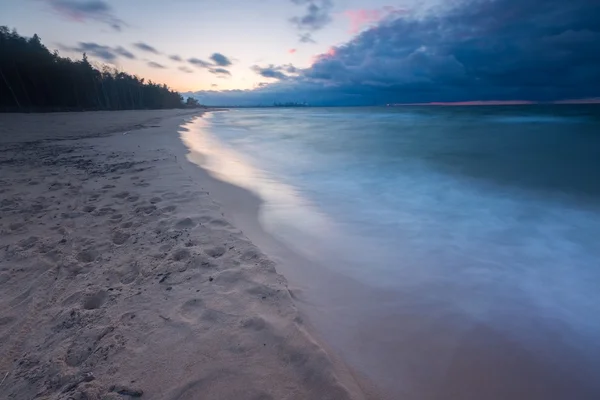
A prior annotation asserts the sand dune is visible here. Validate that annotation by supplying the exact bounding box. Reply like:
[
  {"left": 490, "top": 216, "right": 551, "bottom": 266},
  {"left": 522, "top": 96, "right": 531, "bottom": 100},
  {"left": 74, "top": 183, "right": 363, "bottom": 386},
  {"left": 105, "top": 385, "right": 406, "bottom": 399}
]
[{"left": 0, "top": 110, "right": 374, "bottom": 399}]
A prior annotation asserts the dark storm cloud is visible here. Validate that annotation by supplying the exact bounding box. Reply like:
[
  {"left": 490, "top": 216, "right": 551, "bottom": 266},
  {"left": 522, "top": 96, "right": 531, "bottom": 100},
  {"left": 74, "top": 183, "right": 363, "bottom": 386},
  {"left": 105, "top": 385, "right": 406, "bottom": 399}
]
[
  {"left": 147, "top": 61, "right": 166, "bottom": 69},
  {"left": 209, "top": 68, "right": 231, "bottom": 76},
  {"left": 290, "top": 0, "right": 334, "bottom": 32},
  {"left": 209, "top": 53, "right": 232, "bottom": 67},
  {"left": 170, "top": 55, "right": 183, "bottom": 62},
  {"left": 191, "top": 0, "right": 600, "bottom": 105},
  {"left": 41, "top": 0, "right": 125, "bottom": 31},
  {"left": 133, "top": 42, "right": 160, "bottom": 54},
  {"left": 188, "top": 58, "right": 212, "bottom": 68},
  {"left": 179, "top": 66, "right": 194, "bottom": 73}
]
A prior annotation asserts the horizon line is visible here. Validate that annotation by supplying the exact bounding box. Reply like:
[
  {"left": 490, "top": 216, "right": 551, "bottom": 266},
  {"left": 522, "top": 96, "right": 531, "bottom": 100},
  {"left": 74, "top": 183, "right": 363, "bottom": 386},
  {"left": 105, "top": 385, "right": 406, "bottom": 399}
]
[{"left": 389, "top": 98, "right": 600, "bottom": 106}]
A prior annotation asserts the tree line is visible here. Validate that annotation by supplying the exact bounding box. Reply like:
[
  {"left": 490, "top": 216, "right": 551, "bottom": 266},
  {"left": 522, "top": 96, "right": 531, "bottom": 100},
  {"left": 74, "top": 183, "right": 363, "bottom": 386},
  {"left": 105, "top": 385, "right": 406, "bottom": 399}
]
[{"left": 0, "top": 27, "right": 201, "bottom": 112}]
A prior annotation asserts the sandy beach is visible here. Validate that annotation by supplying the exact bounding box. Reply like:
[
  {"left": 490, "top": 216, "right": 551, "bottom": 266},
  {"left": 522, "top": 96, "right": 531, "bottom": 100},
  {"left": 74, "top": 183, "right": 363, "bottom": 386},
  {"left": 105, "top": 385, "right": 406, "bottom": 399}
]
[{"left": 0, "top": 110, "right": 375, "bottom": 400}]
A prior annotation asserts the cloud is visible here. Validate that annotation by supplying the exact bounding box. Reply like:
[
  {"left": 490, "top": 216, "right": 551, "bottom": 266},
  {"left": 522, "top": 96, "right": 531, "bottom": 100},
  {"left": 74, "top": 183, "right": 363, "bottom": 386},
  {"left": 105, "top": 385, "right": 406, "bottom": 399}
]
[
  {"left": 114, "top": 46, "right": 135, "bottom": 59},
  {"left": 211, "top": 84, "right": 218, "bottom": 87},
  {"left": 251, "top": 64, "right": 299, "bottom": 80},
  {"left": 209, "top": 68, "right": 231, "bottom": 76},
  {"left": 133, "top": 42, "right": 160, "bottom": 54},
  {"left": 170, "top": 55, "right": 183, "bottom": 62},
  {"left": 289, "top": 48, "right": 297, "bottom": 54},
  {"left": 188, "top": 58, "right": 212, "bottom": 68},
  {"left": 179, "top": 66, "right": 194, "bottom": 73},
  {"left": 190, "top": 0, "right": 600, "bottom": 106},
  {"left": 61, "top": 42, "right": 118, "bottom": 62},
  {"left": 251, "top": 65, "right": 288, "bottom": 80},
  {"left": 209, "top": 53, "right": 232, "bottom": 67},
  {"left": 60, "top": 42, "right": 137, "bottom": 62},
  {"left": 343, "top": 8, "right": 408, "bottom": 33},
  {"left": 290, "top": 0, "right": 334, "bottom": 32},
  {"left": 147, "top": 61, "right": 166, "bottom": 69},
  {"left": 40, "top": 0, "right": 125, "bottom": 31},
  {"left": 298, "top": 33, "right": 316, "bottom": 43}
]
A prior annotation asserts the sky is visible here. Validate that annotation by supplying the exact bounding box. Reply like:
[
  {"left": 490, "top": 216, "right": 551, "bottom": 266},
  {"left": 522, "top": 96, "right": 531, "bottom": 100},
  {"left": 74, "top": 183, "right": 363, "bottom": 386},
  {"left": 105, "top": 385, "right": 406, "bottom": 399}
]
[{"left": 1, "top": 0, "right": 599, "bottom": 105}]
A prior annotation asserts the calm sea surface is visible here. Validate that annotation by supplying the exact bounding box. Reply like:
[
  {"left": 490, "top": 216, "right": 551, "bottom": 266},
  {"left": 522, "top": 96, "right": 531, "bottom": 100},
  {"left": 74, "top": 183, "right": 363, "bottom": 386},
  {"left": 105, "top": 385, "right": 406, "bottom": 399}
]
[{"left": 182, "top": 105, "right": 600, "bottom": 399}]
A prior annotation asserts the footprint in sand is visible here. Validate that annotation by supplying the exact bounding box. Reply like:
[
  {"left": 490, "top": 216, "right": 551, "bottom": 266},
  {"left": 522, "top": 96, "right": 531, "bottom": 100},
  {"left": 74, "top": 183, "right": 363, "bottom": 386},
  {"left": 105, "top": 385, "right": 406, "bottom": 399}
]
[
  {"left": 240, "top": 316, "right": 267, "bottom": 331},
  {"left": 76, "top": 248, "right": 99, "bottom": 263},
  {"left": 161, "top": 205, "right": 177, "bottom": 213},
  {"left": 162, "top": 192, "right": 179, "bottom": 200},
  {"left": 82, "top": 290, "right": 107, "bottom": 310},
  {"left": 205, "top": 246, "right": 226, "bottom": 259},
  {"left": 48, "top": 182, "right": 63, "bottom": 191},
  {"left": 18, "top": 236, "right": 39, "bottom": 250},
  {"left": 175, "top": 217, "right": 196, "bottom": 229},
  {"left": 113, "top": 191, "right": 129, "bottom": 199},
  {"left": 112, "top": 231, "right": 130, "bottom": 245},
  {"left": 118, "top": 264, "right": 139, "bottom": 284},
  {"left": 171, "top": 248, "right": 191, "bottom": 262},
  {"left": 110, "top": 213, "right": 123, "bottom": 221},
  {"left": 9, "top": 222, "right": 24, "bottom": 231},
  {"left": 94, "top": 207, "right": 116, "bottom": 217},
  {"left": 135, "top": 205, "right": 156, "bottom": 215},
  {"left": 179, "top": 298, "right": 204, "bottom": 322},
  {"left": 209, "top": 218, "right": 230, "bottom": 228}
]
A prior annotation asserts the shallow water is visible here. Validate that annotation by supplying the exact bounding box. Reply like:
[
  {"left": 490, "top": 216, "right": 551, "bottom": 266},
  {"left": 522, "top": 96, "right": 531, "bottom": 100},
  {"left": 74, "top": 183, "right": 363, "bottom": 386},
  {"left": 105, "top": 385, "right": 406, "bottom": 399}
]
[{"left": 183, "top": 105, "right": 600, "bottom": 399}]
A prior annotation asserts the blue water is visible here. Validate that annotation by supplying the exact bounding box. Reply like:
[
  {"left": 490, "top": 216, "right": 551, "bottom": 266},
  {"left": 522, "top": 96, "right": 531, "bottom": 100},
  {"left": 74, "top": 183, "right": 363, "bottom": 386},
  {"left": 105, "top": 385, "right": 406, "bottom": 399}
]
[{"left": 182, "top": 106, "right": 600, "bottom": 398}]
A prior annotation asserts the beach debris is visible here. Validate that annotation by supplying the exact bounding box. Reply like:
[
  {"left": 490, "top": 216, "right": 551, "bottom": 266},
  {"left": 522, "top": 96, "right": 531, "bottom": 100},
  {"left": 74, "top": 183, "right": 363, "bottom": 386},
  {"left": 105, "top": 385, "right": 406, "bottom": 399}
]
[{"left": 0, "top": 371, "right": 9, "bottom": 388}]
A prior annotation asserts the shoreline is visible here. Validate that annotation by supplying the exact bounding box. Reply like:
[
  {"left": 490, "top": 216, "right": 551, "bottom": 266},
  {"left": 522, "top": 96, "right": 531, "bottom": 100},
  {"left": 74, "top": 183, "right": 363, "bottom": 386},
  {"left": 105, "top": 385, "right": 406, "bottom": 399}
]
[{"left": 0, "top": 110, "right": 377, "bottom": 399}]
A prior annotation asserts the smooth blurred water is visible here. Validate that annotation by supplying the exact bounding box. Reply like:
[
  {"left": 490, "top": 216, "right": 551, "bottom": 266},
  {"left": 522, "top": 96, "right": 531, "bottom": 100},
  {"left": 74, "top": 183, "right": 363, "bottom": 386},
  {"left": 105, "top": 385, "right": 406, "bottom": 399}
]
[{"left": 183, "top": 105, "right": 600, "bottom": 398}]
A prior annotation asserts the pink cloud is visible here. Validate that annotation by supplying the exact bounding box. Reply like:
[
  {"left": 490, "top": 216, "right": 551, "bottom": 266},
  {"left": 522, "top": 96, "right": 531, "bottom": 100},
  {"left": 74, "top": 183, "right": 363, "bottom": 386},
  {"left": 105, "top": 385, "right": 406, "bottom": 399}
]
[
  {"left": 310, "top": 46, "right": 337, "bottom": 65},
  {"left": 344, "top": 7, "right": 407, "bottom": 33},
  {"left": 288, "top": 48, "right": 297, "bottom": 54},
  {"left": 344, "top": 9, "right": 382, "bottom": 33}
]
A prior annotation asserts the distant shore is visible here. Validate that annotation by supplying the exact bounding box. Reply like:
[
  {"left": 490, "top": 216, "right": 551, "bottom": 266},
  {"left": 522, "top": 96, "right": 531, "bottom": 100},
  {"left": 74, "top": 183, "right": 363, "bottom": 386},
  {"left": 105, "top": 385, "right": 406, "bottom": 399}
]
[{"left": 0, "top": 109, "right": 376, "bottom": 399}]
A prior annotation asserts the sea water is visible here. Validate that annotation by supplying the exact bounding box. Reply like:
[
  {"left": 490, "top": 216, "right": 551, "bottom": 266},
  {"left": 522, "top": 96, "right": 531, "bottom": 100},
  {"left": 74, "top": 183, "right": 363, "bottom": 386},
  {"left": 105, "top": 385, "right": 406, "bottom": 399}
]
[{"left": 182, "top": 105, "right": 600, "bottom": 399}]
